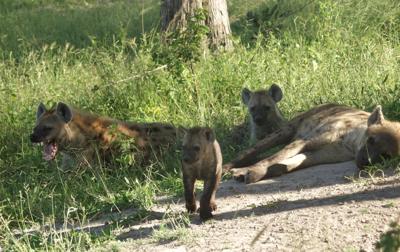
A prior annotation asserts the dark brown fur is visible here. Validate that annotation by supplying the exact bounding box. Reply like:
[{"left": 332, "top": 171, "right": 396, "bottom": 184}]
[
  {"left": 30, "top": 102, "right": 179, "bottom": 169},
  {"left": 181, "top": 127, "right": 222, "bottom": 220}
]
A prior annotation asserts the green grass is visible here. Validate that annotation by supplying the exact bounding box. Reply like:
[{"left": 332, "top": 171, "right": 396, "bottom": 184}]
[{"left": 1, "top": 0, "right": 400, "bottom": 250}]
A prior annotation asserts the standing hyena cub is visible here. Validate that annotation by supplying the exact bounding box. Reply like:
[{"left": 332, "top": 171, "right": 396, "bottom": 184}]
[
  {"left": 241, "top": 84, "right": 286, "bottom": 143},
  {"left": 181, "top": 127, "right": 222, "bottom": 220}
]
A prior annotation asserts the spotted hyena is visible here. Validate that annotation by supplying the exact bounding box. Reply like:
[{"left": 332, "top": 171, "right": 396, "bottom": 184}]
[
  {"left": 181, "top": 127, "right": 222, "bottom": 220},
  {"left": 241, "top": 84, "right": 286, "bottom": 143},
  {"left": 224, "top": 104, "right": 400, "bottom": 184},
  {"left": 30, "top": 102, "right": 180, "bottom": 168}
]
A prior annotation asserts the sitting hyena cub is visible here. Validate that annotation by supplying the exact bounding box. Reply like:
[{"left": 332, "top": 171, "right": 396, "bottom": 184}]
[
  {"left": 241, "top": 84, "right": 286, "bottom": 143},
  {"left": 181, "top": 127, "right": 222, "bottom": 220}
]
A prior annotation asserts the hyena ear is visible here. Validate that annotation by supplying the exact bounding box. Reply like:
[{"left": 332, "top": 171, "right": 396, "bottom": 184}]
[
  {"left": 241, "top": 88, "right": 252, "bottom": 105},
  {"left": 268, "top": 84, "right": 283, "bottom": 102},
  {"left": 204, "top": 128, "right": 215, "bottom": 142},
  {"left": 36, "top": 102, "right": 47, "bottom": 121},
  {"left": 56, "top": 102, "right": 73, "bottom": 123},
  {"left": 368, "top": 105, "right": 384, "bottom": 126}
]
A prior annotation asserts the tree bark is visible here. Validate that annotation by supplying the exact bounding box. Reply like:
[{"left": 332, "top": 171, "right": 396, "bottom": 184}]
[
  {"left": 160, "top": 0, "right": 232, "bottom": 50},
  {"left": 206, "top": 0, "right": 232, "bottom": 50},
  {"left": 161, "top": 0, "right": 203, "bottom": 32}
]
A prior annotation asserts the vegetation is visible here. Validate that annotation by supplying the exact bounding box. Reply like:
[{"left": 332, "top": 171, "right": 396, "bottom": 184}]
[
  {"left": 1, "top": 0, "right": 400, "bottom": 250},
  {"left": 376, "top": 218, "right": 400, "bottom": 252}
]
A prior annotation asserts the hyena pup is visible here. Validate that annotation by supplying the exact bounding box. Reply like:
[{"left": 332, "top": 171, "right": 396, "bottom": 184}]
[
  {"left": 225, "top": 104, "right": 400, "bottom": 184},
  {"left": 181, "top": 127, "right": 222, "bottom": 220},
  {"left": 241, "top": 84, "right": 286, "bottom": 143},
  {"left": 30, "top": 102, "right": 179, "bottom": 169}
]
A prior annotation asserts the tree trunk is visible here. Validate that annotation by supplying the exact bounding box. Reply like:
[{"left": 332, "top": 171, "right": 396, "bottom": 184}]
[
  {"left": 161, "top": 0, "right": 203, "bottom": 32},
  {"left": 206, "top": 0, "right": 232, "bottom": 50},
  {"left": 160, "top": 0, "right": 232, "bottom": 50}
]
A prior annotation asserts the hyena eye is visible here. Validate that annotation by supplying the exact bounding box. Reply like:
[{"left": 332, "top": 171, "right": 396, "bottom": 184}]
[
  {"left": 193, "top": 146, "right": 200, "bottom": 152},
  {"left": 250, "top": 107, "right": 256, "bottom": 112}
]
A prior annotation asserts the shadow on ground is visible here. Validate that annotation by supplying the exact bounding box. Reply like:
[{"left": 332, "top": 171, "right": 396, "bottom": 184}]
[{"left": 216, "top": 182, "right": 400, "bottom": 221}]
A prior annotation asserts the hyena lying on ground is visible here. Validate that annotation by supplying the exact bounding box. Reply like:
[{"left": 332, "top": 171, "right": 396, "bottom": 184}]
[
  {"left": 231, "top": 84, "right": 286, "bottom": 144},
  {"left": 181, "top": 127, "right": 222, "bottom": 220},
  {"left": 30, "top": 102, "right": 180, "bottom": 169},
  {"left": 224, "top": 104, "right": 400, "bottom": 184}
]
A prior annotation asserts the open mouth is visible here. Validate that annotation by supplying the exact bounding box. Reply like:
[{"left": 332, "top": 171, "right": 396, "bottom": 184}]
[{"left": 43, "top": 141, "right": 58, "bottom": 161}]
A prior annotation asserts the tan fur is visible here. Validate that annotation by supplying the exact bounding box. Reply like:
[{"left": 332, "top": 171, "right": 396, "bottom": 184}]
[
  {"left": 181, "top": 127, "right": 222, "bottom": 220},
  {"left": 30, "top": 102, "right": 179, "bottom": 169},
  {"left": 241, "top": 84, "right": 286, "bottom": 143},
  {"left": 225, "top": 104, "right": 400, "bottom": 184}
]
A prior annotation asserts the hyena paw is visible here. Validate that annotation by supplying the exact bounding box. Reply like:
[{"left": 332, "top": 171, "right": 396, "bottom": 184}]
[
  {"left": 199, "top": 208, "right": 213, "bottom": 221},
  {"left": 210, "top": 201, "right": 217, "bottom": 211},
  {"left": 222, "top": 163, "right": 234, "bottom": 172},
  {"left": 245, "top": 168, "right": 266, "bottom": 184},
  {"left": 231, "top": 168, "right": 249, "bottom": 182},
  {"left": 186, "top": 202, "right": 197, "bottom": 213}
]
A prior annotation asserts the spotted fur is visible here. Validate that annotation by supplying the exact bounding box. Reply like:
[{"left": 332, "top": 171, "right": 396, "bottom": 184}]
[
  {"left": 226, "top": 104, "right": 400, "bottom": 184},
  {"left": 241, "top": 84, "right": 286, "bottom": 143},
  {"left": 30, "top": 102, "right": 180, "bottom": 169}
]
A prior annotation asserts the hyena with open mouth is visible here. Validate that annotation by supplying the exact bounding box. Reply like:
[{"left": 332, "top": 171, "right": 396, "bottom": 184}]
[
  {"left": 30, "top": 102, "right": 180, "bottom": 169},
  {"left": 224, "top": 104, "right": 400, "bottom": 184}
]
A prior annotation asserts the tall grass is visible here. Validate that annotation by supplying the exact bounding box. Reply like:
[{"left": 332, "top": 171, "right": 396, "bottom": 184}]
[{"left": 1, "top": 0, "right": 400, "bottom": 250}]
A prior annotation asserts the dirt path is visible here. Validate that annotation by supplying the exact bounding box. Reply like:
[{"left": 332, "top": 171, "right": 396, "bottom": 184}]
[{"left": 97, "top": 162, "right": 400, "bottom": 251}]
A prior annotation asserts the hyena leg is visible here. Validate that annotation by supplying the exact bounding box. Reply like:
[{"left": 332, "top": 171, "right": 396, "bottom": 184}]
[
  {"left": 223, "top": 126, "right": 295, "bottom": 171},
  {"left": 200, "top": 174, "right": 219, "bottom": 220},
  {"left": 209, "top": 169, "right": 222, "bottom": 211},
  {"left": 232, "top": 139, "right": 308, "bottom": 183},
  {"left": 239, "top": 131, "right": 346, "bottom": 183},
  {"left": 265, "top": 144, "right": 354, "bottom": 177},
  {"left": 183, "top": 176, "right": 196, "bottom": 213}
]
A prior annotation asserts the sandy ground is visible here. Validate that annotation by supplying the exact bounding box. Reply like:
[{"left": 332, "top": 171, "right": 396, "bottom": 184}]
[{"left": 92, "top": 161, "right": 400, "bottom": 252}]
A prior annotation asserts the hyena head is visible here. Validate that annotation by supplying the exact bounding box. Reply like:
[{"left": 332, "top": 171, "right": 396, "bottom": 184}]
[
  {"left": 356, "top": 105, "right": 400, "bottom": 169},
  {"left": 30, "top": 102, "right": 73, "bottom": 161},
  {"left": 241, "top": 84, "right": 284, "bottom": 136},
  {"left": 182, "top": 127, "right": 215, "bottom": 164}
]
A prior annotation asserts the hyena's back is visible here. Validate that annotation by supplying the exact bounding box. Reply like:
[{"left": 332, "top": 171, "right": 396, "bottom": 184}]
[
  {"left": 287, "top": 104, "right": 370, "bottom": 150},
  {"left": 119, "top": 122, "right": 182, "bottom": 149}
]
